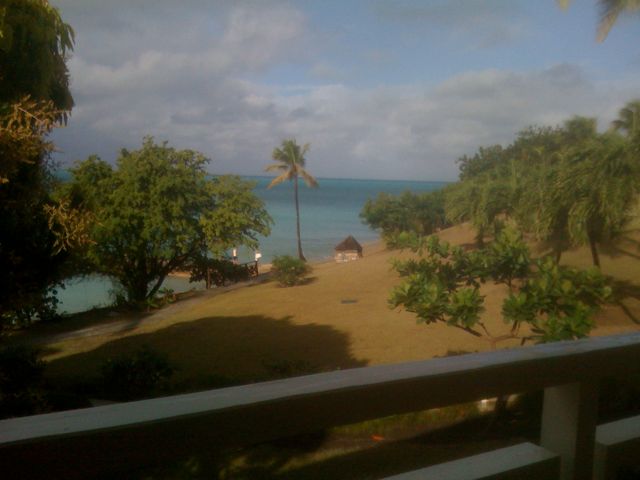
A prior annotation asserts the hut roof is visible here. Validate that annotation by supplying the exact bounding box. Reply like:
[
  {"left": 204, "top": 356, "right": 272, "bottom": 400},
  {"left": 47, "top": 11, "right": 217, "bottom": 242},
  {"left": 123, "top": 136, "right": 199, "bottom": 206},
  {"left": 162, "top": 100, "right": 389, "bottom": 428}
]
[{"left": 335, "top": 235, "right": 363, "bottom": 252}]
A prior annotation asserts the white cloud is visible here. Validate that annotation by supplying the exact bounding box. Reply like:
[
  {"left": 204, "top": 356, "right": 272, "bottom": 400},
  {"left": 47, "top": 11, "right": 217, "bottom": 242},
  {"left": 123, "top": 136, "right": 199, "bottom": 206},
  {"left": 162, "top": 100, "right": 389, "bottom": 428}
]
[
  {"left": 371, "top": 0, "right": 528, "bottom": 49},
  {"left": 51, "top": 2, "right": 639, "bottom": 181}
]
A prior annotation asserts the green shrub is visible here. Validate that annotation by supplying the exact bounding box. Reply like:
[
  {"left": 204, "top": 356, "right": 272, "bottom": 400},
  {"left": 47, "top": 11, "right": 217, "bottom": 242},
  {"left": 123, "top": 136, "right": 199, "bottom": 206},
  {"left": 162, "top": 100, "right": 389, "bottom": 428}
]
[
  {"left": 188, "top": 257, "right": 251, "bottom": 287},
  {"left": 100, "top": 347, "right": 174, "bottom": 400},
  {"left": 145, "top": 287, "right": 177, "bottom": 310},
  {"left": 271, "top": 255, "right": 312, "bottom": 286}
]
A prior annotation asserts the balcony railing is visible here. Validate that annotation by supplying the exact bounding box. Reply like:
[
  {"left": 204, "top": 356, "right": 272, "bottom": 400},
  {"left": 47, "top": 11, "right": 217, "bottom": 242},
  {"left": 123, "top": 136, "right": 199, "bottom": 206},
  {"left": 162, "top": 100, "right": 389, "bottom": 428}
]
[{"left": 2, "top": 332, "right": 640, "bottom": 479}]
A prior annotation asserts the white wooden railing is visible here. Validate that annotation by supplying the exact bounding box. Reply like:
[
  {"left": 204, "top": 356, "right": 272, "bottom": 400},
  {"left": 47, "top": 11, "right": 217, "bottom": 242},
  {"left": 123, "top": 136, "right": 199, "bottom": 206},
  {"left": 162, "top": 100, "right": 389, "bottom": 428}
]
[{"left": 2, "top": 333, "right": 640, "bottom": 479}]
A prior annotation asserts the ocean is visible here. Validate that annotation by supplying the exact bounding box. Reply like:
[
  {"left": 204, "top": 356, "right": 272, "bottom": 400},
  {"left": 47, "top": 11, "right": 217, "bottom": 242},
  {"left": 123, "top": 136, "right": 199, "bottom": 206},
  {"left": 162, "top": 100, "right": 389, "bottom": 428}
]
[{"left": 55, "top": 176, "right": 446, "bottom": 314}]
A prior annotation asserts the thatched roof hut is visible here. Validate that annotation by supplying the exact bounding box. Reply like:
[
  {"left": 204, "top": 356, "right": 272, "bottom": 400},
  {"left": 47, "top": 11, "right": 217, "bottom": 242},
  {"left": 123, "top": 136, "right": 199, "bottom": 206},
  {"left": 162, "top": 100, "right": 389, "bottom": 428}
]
[{"left": 334, "top": 235, "right": 363, "bottom": 262}]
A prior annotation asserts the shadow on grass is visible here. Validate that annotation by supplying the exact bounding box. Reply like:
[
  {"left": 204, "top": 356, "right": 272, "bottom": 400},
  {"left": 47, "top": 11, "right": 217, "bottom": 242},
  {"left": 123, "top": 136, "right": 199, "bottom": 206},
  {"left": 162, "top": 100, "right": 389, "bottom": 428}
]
[
  {"left": 612, "top": 280, "right": 640, "bottom": 325},
  {"left": 127, "top": 410, "right": 534, "bottom": 480},
  {"left": 603, "top": 245, "right": 640, "bottom": 261},
  {"left": 273, "top": 418, "right": 532, "bottom": 480},
  {"left": 10, "top": 287, "right": 221, "bottom": 344},
  {"left": 45, "top": 314, "right": 368, "bottom": 393},
  {"left": 39, "top": 314, "right": 371, "bottom": 479},
  {"left": 271, "top": 277, "right": 318, "bottom": 288}
]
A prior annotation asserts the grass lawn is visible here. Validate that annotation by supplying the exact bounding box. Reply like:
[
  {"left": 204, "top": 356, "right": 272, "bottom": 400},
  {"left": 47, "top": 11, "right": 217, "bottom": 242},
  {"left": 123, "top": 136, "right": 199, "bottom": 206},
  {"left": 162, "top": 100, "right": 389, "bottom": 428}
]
[
  {"left": 8, "top": 222, "right": 639, "bottom": 393},
  {"left": 5, "top": 222, "right": 640, "bottom": 478}
]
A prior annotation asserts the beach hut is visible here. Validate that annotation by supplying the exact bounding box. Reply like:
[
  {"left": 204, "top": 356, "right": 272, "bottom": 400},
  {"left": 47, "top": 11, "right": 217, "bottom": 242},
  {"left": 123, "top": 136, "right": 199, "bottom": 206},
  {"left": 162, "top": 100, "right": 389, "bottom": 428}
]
[{"left": 334, "top": 235, "right": 363, "bottom": 263}]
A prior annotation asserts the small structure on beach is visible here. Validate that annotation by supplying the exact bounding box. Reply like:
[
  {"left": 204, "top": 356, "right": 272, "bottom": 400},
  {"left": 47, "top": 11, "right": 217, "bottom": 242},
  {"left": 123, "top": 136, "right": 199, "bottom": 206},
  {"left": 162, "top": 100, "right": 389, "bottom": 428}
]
[{"left": 334, "top": 235, "right": 363, "bottom": 263}]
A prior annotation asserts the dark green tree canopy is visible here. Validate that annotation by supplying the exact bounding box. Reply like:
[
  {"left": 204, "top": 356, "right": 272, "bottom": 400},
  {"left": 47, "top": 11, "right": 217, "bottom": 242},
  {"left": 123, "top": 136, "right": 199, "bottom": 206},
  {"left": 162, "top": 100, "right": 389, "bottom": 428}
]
[
  {"left": 360, "top": 190, "right": 448, "bottom": 244},
  {"left": 456, "top": 145, "right": 506, "bottom": 181},
  {"left": 0, "top": 0, "right": 75, "bottom": 325},
  {"left": 67, "top": 137, "right": 272, "bottom": 304},
  {"left": 390, "top": 228, "right": 612, "bottom": 347},
  {"left": 0, "top": 0, "right": 74, "bottom": 114},
  {"left": 612, "top": 99, "right": 640, "bottom": 139}
]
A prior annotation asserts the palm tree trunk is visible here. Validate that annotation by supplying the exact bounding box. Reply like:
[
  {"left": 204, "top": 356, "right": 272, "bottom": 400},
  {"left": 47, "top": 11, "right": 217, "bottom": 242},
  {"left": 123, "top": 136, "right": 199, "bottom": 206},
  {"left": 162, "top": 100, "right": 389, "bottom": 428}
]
[
  {"left": 294, "top": 175, "right": 306, "bottom": 261},
  {"left": 589, "top": 233, "right": 600, "bottom": 268}
]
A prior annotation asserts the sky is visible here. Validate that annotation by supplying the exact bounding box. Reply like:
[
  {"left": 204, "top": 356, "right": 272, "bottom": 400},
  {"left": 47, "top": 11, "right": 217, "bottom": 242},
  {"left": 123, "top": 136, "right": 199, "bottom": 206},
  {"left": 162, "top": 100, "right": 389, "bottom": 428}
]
[{"left": 49, "top": 0, "right": 640, "bottom": 181}]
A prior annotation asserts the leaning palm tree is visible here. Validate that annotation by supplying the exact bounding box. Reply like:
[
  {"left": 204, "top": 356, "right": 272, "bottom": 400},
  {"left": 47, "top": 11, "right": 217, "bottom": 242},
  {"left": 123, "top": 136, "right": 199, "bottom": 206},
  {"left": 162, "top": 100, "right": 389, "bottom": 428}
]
[
  {"left": 558, "top": 0, "right": 640, "bottom": 41},
  {"left": 611, "top": 99, "right": 640, "bottom": 138},
  {"left": 555, "top": 132, "right": 636, "bottom": 267},
  {"left": 265, "top": 139, "right": 318, "bottom": 261}
]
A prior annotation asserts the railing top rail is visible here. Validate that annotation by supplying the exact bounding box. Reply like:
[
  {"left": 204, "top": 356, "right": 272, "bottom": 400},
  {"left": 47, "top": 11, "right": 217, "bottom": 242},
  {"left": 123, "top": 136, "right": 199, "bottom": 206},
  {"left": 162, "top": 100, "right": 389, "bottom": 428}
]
[{"left": 2, "top": 332, "right": 640, "bottom": 451}]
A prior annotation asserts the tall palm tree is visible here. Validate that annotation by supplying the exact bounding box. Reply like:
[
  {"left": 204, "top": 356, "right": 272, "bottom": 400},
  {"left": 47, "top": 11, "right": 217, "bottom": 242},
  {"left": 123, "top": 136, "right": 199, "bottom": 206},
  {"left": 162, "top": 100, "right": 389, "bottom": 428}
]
[
  {"left": 265, "top": 139, "right": 318, "bottom": 261},
  {"left": 558, "top": 0, "right": 640, "bottom": 41},
  {"left": 612, "top": 99, "right": 640, "bottom": 138}
]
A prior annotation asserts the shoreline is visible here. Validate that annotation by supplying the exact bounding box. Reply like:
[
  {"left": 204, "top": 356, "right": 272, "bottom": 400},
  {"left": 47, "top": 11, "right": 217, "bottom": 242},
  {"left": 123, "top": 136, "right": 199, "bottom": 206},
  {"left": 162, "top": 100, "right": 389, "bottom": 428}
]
[{"left": 169, "top": 237, "right": 384, "bottom": 279}]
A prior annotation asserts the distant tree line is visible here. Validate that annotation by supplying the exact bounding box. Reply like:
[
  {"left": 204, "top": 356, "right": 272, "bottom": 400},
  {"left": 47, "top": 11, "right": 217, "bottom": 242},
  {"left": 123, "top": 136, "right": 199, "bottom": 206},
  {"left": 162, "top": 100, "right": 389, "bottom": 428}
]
[
  {"left": 362, "top": 100, "right": 640, "bottom": 267},
  {"left": 443, "top": 105, "right": 640, "bottom": 266}
]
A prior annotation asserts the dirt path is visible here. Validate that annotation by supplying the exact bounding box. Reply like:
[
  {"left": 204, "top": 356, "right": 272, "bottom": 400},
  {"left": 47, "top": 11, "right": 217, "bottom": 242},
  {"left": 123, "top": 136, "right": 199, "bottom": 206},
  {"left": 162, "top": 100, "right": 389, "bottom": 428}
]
[{"left": 25, "top": 273, "right": 274, "bottom": 345}]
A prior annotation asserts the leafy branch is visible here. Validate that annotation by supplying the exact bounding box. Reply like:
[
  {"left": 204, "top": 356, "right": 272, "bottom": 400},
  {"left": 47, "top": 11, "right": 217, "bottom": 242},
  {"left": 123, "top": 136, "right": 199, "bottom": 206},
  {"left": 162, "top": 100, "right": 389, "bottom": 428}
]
[{"left": 390, "top": 227, "right": 612, "bottom": 348}]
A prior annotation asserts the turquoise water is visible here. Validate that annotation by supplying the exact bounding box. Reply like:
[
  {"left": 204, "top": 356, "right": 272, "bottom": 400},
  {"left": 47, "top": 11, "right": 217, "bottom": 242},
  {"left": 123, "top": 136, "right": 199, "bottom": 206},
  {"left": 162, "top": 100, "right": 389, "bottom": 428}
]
[
  {"left": 56, "top": 176, "right": 446, "bottom": 314},
  {"left": 239, "top": 176, "right": 446, "bottom": 263}
]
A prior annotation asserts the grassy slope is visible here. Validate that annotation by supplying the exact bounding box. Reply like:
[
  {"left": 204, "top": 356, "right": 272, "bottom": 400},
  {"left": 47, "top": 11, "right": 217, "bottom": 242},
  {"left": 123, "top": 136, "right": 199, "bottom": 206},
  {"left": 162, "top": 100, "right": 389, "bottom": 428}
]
[
  {"left": 21, "top": 222, "right": 639, "bottom": 390},
  {"left": 6, "top": 222, "right": 639, "bottom": 478}
]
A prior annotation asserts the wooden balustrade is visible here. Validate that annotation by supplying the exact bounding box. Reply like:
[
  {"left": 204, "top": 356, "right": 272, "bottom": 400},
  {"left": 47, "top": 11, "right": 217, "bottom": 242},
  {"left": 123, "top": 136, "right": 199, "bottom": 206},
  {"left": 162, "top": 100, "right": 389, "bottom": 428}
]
[{"left": 2, "top": 333, "right": 640, "bottom": 479}]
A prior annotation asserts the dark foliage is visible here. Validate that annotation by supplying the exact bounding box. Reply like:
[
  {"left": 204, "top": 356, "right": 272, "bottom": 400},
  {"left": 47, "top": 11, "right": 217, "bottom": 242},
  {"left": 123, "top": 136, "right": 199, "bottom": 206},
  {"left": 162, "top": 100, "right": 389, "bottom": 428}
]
[
  {"left": 360, "top": 190, "right": 449, "bottom": 244},
  {"left": 188, "top": 256, "right": 252, "bottom": 287},
  {"left": 0, "top": 345, "right": 47, "bottom": 418},
  {"left": 100, "top": 347, "right": 174, "bottom": 401}
]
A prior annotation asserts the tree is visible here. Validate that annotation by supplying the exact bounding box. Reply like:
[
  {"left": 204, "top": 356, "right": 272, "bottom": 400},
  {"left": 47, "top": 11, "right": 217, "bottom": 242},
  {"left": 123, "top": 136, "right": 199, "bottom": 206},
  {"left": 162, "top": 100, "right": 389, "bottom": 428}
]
[
  {"left": 444, "top": 176, "right": 512, "bottom": 246},
  {"left": 456, "top": 145, "right": 506, "bottom": 181},
  {"left": 491, "top": 115, "right": 637, "bottom": 267},
  {"left": 516, "top": 165, "right": 571, "bottom": 263},
  {"left": 0, "top": 0, "right": 74, "bottom": 114},
  {"left": 612, "top": 99, "right": 640, "bottom": 139},
  {"left": 265, "top": 139, "right": 318, "bottom": 261},
  {"left": 0, "top": 0, "right": 75, "bottom": 325},
  {"left": 513, "top": 118, "right": 598, "bottom": 263},
  {"left": 360, "top": 190, "right": 448, "bottom": 245},
  {"left": 521, "top": 116, "right": 638, "bottom": 267},
  {"left": 596, "top": 0, "right": 640, "bottom": 40},
  {"left": 389, "top": 229, "right": 612, "bottom": 349},
  {"left": 67, "top": 137, "right": 272, "bottom": 304},
  {"left": 558, "top": 0, "right": 640, "bottom": 41},
  {"left": 557, "top": 131, "right": 638, "bottom": 267}
]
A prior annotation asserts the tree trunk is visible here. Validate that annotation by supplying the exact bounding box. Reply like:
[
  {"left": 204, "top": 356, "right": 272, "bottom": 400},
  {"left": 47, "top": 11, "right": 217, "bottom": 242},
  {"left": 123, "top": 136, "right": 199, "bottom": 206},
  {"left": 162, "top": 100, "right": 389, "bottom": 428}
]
[
  {"left": 588, "top": 234, "right": 600, "bottom": 268},
  {"left": 294, "top": 175, "right": 306, "bottom": 261},
  {"left": 127, "top": 277, "right": 149, "bottom": 305},
  {"left": 554, "top": 247, "right": 562, "bottom": 264},
  {"left": 147, "top": 273, "right": 168, "bottom": 300},
  {"left": 475, "top": 226, "right": 485, "bottom": 247}
]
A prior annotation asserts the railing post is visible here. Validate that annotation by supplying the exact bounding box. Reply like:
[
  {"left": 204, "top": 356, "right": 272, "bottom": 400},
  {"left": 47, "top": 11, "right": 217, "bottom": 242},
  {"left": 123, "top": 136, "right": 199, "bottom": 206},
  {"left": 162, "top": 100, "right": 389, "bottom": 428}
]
[{"left": 540, "top": 381, "right": 599, "bottom": 480}]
